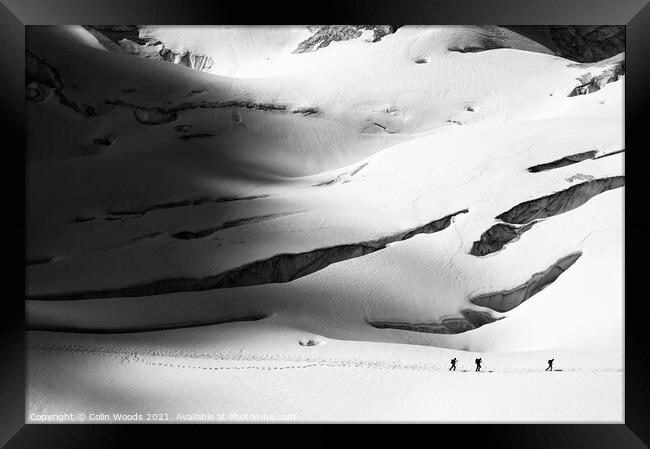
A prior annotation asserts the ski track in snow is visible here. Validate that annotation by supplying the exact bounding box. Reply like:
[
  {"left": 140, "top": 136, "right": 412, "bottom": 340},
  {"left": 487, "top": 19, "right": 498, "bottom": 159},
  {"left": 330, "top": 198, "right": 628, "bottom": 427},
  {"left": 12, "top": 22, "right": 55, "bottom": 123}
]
[{"left": 29, "top": 344, "right": 621, "bottom": 374}]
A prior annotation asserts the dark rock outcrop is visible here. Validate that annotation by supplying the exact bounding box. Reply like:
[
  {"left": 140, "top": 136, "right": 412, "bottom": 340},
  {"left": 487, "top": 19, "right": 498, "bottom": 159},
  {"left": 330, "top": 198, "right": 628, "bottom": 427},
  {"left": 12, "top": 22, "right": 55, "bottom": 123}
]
[
  {"left": 293, "top": 25, "right": 399, "bottom": 53},
  {"left": 504, "top": 26, "right": 625, "bottom": 63}
]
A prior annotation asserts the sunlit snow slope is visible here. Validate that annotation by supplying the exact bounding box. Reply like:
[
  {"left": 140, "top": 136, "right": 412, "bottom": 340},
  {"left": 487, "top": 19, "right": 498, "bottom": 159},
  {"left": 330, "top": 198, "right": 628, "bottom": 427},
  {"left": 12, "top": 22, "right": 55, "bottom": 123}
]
[{"left": 26, "top": 25, "right": 624, "bottom": 422}]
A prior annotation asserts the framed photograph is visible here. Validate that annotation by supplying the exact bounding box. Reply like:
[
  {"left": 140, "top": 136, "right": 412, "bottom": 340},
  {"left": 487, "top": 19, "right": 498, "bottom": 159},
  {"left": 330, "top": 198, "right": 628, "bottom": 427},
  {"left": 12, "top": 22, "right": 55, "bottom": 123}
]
[{"left": 2, "top": 0, "right": 648, "bottom": 446}]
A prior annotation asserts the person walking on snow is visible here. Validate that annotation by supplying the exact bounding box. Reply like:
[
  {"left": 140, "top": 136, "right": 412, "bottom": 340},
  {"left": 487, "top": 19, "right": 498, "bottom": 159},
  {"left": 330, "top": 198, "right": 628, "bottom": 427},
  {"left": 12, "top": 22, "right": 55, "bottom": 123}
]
[
  {"left": 449, "top": 358, "right": 458, "bottom": 371},
  {"left": 475, "top": 358, "right": 482, "bottom": 372},
  {"left": 546, "top": 359, "right": 554, "bottom": 371}
]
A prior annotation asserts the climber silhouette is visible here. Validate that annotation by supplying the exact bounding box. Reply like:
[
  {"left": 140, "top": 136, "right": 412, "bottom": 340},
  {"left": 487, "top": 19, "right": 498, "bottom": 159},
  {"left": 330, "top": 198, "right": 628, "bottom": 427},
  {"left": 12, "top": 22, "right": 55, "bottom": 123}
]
[
  {"left": 546, "top": 359, "right": 554, "bottom": 371},
  {"left": 449, "top": 358, "right": 457, "bottom": 371},
  {"left": 475, "top": 358, "right": 482, "bottom": 372}
]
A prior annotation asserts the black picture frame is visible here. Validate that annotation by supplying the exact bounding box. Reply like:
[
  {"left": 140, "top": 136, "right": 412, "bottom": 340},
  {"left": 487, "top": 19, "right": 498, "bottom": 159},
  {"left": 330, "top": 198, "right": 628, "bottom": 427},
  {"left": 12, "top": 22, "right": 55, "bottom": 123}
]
[{"left": 2, "top": 0, "right": 648, "bottom": 447}]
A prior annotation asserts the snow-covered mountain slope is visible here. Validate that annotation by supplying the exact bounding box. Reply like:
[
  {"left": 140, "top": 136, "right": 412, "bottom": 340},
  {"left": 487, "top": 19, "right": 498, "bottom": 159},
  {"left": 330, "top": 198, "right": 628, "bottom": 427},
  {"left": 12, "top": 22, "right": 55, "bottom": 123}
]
[{"left": 26, "top": 25, "right": 624, "bottom": 422}]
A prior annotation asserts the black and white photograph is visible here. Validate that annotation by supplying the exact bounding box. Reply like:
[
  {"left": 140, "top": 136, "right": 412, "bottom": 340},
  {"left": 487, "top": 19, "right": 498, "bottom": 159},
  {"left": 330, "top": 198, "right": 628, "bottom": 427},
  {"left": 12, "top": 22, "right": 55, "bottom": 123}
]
[{"left": 23, "top": 23, "right": 626, "bottom": 424}]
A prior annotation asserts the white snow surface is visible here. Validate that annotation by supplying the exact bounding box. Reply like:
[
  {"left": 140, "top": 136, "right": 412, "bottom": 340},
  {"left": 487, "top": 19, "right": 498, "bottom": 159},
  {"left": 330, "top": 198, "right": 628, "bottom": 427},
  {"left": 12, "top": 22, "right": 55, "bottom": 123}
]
[{"left": 26, "top": 25, "right": 624, "bottom": 422}]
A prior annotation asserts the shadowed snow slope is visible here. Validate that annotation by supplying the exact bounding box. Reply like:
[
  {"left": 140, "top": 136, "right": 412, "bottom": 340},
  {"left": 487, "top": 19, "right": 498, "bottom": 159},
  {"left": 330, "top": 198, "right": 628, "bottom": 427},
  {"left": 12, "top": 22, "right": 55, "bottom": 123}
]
[{"left": 26, "top": 25, "right": 623, "bottom": 422}]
